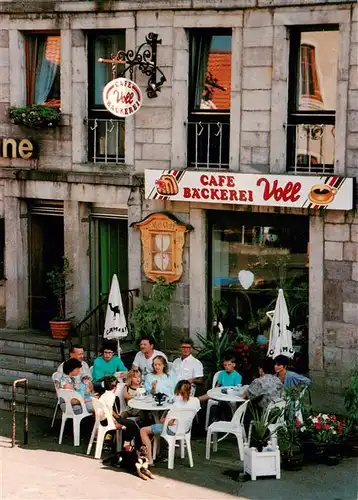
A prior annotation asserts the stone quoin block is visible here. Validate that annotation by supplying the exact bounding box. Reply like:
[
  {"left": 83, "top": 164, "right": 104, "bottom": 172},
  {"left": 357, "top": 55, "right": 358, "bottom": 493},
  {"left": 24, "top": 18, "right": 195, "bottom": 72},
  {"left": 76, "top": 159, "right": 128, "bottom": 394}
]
[
  {"left": 241, "top": 131, "right": 270, "bottom": 148},
  {"left": 324, "top": 280, "right": 343, "bottom": 322},
  {"left": 243, "top": 26, "right": 273, "bottom": 47},
  {"left": 242, "top": 90, "right": 271, "bottom": 110},
  {"left": 0, "top": 84, "right": 9, "bottom": 102},
  {"left": 352, "top": 262, "right": 358, "bottom": 281},
  {"left": 154, "top": 129, "right": 172, "bottom": 144},
  {"left": 342, "top": 280, "right": 358, "bottom": 303},
  {"left": 324, "top": 211, "right": 346, "bottom": 224},
  {"left": 244, "top": 10, "right": 272, "bottom": 27},
  {"left": 325, "top": 241, "right": 343, "bottom": 261},
  {"left": 0, "top": 48, "right": 9, "bottom": 67},
  {"left": 142, "top": 143, "right": 171, "bottom": 161},
  {"left": 343, "top": 242, "right": 358, "bottom": 261},
  {"left": 349, "top": 65, "right": 358, "bottom": 90},
  {"left": 243, "top": 47, "right": 273, "bottom": 67},
  {"left": 323, "top": 346, "right": 342, "bottom": 372},
  {"left": 135, "top": 108, "right": 172, "bottom": 129},
  {"left": 325, "top": 261, "right": 352, "bottom": 281},
  {"left": 0, "top": 30, "right": 9, "bottom": 48},
  {"left": 242, "top": 67, "right": 272, "bottom": 90},
  {"left": 348, "top": 90, "right": 358, "bottom": 110},
  {"left": 252, "top": 147, "right": 270, "bottom": 165},
  {"left": 242, "top": 111, "right": 271, "bottom": 132},
  {"left": 135, "top": 129, "right": 154, "bottom": 144},
  {"left": 347, "top": 132, "right": 358, "bottom": 149},
  {"left": 324, "top": 224, "right": 350, "bottom": 242},
  {"left": 351, "top": 225, "right": 358, "bottom": 242},
  {"left": 343, "top": 303, "right": 358, "bottom": 325},
  {"left": 347, "top": 111, "right": 358, "bottom": 132}
]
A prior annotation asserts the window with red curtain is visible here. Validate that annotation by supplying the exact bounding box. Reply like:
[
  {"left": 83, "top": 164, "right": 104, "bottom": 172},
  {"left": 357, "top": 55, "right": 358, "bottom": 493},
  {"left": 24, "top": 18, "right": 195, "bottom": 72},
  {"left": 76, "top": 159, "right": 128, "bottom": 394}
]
[{"left": 25, "top": 34, "right": 61, "bottom": 107}]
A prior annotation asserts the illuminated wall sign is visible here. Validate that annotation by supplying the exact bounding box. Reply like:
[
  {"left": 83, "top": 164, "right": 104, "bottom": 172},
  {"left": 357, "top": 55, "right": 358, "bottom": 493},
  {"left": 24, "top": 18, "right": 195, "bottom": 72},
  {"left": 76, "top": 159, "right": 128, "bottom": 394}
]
[
  {"left": 0, "top": 138, "right": 37, "bottom": 160},
  {"left": 145, "top": 170, "right": 355, "bottom": 210},
  {"left": 102, "top": 77, "right": 142, "bottom": 117}
]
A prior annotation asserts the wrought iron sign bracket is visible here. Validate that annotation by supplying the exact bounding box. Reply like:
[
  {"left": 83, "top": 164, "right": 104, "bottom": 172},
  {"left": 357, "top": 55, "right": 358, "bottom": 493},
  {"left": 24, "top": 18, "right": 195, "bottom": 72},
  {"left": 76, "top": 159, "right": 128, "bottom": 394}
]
[{"left": 98, "top": 32, "right": 166, "bottom": 99}]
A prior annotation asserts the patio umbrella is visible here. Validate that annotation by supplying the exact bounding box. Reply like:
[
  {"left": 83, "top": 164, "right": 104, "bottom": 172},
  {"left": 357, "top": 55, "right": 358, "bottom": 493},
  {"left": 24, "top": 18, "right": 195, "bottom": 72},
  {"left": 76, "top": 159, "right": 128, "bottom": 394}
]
[
  {"left": 267, "top": 288, "right": 294, "bottom": 359},
  {"left": 103, "top": 274, "right": 128, "bottom": 357}
]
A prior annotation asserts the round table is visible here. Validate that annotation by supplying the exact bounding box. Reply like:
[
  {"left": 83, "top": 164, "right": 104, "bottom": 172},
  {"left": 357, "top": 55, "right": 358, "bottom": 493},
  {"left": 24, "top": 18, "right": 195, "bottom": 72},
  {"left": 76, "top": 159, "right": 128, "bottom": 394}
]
[{"left": 207, "top": 386, "right": 247, "bottom": 404}]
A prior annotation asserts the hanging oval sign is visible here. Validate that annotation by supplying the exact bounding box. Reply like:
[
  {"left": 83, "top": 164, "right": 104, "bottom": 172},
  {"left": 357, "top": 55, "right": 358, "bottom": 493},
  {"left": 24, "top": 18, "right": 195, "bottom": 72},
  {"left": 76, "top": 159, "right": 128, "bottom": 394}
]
[{"left": 102, "top": 77, "right": 142, "bottom": 117}]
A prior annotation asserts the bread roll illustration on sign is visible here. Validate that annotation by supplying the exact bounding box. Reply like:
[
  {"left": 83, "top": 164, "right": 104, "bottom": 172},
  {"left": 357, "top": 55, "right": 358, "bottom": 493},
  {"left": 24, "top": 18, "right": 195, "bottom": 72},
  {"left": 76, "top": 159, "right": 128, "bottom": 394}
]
[
  {"left": 308, "top": 184, "right": 337, "bottom": 205},
  {"left": 155, "top": 175, "right": 179, "bottom": 196}
]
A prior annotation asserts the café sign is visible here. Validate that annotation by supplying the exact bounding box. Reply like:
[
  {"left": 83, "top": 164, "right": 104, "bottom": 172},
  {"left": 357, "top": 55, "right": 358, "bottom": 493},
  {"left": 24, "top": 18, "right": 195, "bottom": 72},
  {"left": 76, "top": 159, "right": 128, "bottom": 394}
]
[
  {"left": 102, "top": 77, "right": 142, "bottom": 117},
  {"left": 145, "top": 170, "right": 354, "bottom": 210}
]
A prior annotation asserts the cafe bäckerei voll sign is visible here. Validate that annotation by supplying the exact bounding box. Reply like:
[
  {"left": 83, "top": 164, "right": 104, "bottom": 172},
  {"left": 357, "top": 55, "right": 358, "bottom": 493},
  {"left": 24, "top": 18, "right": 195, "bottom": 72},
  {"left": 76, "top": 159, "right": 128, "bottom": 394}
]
[
  {"left": 145, "top": 170, "right": 355, "bottom": 210},
  {"left": 103, "top": 78, "right": 142, "bottom": 117}
]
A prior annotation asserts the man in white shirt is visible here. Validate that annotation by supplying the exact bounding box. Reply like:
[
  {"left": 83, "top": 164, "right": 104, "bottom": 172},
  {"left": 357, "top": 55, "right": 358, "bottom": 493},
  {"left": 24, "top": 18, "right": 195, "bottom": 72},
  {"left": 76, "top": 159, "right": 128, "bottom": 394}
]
[
  {"left": 56, "top": 344, "right": 91, "bottom": 380},
  {"left": 172, "top": 338, "right": 204, "bottom": 384},
  {"left": 132, "top": 336, "right": 167, "bottom": 377}
]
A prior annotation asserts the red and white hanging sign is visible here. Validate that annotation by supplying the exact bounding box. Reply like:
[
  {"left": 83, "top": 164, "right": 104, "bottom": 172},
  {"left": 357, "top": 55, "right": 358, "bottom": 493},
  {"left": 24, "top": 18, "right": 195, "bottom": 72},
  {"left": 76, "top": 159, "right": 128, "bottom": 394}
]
[
  {"left": 145, "top": 169, "right": 354, "bottom": 210},
  {"left": 102, "top": 77, "right": 142, "bottom": 117}
]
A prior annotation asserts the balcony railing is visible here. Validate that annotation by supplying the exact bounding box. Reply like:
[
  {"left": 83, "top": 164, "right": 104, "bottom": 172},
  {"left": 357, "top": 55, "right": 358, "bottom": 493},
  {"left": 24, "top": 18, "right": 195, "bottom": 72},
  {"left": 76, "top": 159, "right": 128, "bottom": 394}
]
[
  {"left": 187, "top": 121, "right": 230, "bottom": 169},
  {"left": 88, "top": 118, "right": 125, "bottom": 164},
  {"left": 287, "top": 124, "right": 335, "bottom": 174}
]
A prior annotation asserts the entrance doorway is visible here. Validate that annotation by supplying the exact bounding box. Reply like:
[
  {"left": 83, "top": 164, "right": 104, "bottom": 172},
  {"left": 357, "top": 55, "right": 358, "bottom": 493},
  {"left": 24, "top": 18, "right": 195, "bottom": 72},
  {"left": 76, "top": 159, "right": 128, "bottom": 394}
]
[
  {"left": 29, "top": 203, "right": 64, "bottom": 330},
  {"left": 90, "top": 217, "right": 128, "bottom": 308}
]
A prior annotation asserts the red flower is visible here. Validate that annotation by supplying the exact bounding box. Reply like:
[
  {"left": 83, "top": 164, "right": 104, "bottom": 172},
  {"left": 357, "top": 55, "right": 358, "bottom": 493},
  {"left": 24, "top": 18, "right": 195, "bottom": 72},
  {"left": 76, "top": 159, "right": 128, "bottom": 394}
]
[
  {"left": 329, "top": 415, "right": 337, "bottom": 421},
  {"left": 315, "top": 423, "right": 322, "bottom": 430},
  {"left": 295, "top": 420, "right": 302, "bottom": 428},
  {"left": 324, "top": 424, "right": 331, "bottom": 431},
  {"left": 244, "top": 345, "right": 249, "bottom": 351},
  {"left": 337, "top": 425, "right": 343, "bottom": 435}
]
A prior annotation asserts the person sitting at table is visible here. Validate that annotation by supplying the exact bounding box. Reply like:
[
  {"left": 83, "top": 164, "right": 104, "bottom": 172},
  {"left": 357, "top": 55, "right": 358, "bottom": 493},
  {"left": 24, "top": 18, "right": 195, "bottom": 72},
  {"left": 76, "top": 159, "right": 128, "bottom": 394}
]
[
  {"left": 242, "top": 358, "right": 283, "bottom": 412},
  {"left": 172, "top": 337, "right": 204, "bottom": 385},
  {"left": 132, "top": 335, "right": 167, "bottom": 377},
  {"left": 144, "top": 356, "right": 176, "bottom": 398},
  {"left": 140, "top": 380, "right": 200, "bottom": 465},
  {"left": 273, "top": 355, "right": 311, "bottom": 388},
  {"left": 92, "top": 341, "right": 128, "bottom": 394},
  {"left": 121, "top": 369, "right": 144, "bottom": 419},
  {"left": 57, "top": 358, "right": 94, "bottom": 414}
]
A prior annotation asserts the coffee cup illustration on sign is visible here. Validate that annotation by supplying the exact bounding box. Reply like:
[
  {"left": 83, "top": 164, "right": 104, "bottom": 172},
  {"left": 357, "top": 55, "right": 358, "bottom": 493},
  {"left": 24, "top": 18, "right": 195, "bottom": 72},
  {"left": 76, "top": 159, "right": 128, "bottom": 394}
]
[
  {"left": 155, "top": 175, "right": 179, "bottom": 195},
  {"left": 308, "top": 184, "right": 337, "bottom": 205}
]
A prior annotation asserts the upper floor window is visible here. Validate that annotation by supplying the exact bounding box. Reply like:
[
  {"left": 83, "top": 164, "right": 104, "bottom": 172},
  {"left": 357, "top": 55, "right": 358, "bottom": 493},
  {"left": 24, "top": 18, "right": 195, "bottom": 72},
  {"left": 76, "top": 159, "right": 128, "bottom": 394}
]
[
  {"left": 25, "top": 34, "right": 61, "bottom": 107},
  {"left": 287, "top": 28, "right": 339, "bottom": 174},
  {"left": 188, "top": 31, "right": 232, "bottom": 169},
  {"left": 88, "top": 31, "right": 125, "bottom": 164}
]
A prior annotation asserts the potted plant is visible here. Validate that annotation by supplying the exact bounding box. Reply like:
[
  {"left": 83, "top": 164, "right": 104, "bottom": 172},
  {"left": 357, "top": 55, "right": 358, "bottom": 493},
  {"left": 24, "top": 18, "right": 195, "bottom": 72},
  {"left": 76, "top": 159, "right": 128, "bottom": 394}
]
[
  {"left": 344, "top": 363, "right": 358, "bottom": 456},
  {"left": 46, "top": 256, "right": 73, "bottom": 339},
  {"left": 244, "top": 404, "right": 281, "bottom": 480},
  {"left": 129, "top": 277, "right": 176, "bottom": 349},
  {"left": 299, "top": 413, "right": 345, "bottom": 465},
  {"left": 277, "top": 419, "right": 304, "bottom": 470},
  {"left": 8, "top": 105, "right": 61, "bottom": 129}
]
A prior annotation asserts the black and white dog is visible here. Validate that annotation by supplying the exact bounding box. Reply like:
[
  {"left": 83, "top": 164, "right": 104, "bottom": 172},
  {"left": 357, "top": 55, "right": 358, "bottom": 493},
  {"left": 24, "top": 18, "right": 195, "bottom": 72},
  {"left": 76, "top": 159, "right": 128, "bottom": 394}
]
[{"left": 104, "top": 444, "right": 154, "bottom": 481}]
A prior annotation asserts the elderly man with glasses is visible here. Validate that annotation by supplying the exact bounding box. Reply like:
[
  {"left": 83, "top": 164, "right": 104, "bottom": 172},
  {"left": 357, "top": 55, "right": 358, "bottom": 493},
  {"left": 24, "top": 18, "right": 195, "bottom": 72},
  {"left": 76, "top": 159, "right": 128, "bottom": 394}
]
[{"left": 172, "top": 338, "right": 204, "bottom": 385}]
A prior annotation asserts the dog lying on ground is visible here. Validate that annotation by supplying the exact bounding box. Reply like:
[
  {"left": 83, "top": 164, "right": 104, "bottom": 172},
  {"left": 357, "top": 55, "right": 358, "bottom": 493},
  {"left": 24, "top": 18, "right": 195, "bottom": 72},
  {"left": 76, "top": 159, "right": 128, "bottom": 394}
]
[{"left": 103, "top": 444, "right": 154, "bottom": 481}]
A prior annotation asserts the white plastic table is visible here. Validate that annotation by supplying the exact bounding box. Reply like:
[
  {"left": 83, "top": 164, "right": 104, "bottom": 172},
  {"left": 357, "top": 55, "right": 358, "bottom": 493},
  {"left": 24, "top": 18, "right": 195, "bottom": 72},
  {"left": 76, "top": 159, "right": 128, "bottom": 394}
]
[{"left": 207, "top": 386, "right": 247, "bottom": 404}]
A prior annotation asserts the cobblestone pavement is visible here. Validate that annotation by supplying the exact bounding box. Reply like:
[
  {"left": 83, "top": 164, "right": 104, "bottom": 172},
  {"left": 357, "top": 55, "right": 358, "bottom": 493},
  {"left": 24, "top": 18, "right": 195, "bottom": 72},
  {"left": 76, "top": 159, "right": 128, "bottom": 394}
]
[{"left": 0, "top": 411, "right": 357, "bottom": 500}]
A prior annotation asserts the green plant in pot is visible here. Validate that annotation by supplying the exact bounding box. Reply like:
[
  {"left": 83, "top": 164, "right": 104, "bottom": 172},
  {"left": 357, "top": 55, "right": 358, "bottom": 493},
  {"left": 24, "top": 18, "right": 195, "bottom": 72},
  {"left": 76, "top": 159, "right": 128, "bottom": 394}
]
[
  {"left": 129, "top": 277, "right": 176, "bottom": 349},
  {"left": 8, "top": 105, "right": 61, "bottom": 129},
  {"left": 249, "top": 403, "right": 282, "bottom": 452},
  {"left": 46, "top": 256, "right": 73, "bottom": 340},
  {"left": 277, "top": 420, "right": 304, "bottom": 470}
]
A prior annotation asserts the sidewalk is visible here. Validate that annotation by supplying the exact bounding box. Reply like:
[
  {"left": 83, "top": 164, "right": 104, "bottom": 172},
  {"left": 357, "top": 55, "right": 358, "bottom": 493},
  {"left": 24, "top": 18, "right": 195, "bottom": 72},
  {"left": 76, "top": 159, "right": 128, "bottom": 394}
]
[{"left": 0, "top": 410, "right": 357, "bottom": 500}]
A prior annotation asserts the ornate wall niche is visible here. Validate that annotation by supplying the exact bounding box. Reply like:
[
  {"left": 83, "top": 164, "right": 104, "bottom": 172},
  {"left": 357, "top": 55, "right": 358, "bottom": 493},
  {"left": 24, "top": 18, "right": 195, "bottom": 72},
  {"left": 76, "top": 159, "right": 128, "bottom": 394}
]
[{"left": 131, "top": 212, "right": 193, "bottom": 283}]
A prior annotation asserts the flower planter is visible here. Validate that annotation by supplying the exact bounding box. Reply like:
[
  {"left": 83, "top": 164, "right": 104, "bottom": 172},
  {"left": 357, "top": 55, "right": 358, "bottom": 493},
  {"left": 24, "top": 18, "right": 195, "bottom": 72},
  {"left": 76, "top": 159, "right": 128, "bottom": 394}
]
[
  {"left": 243, "top": 445, "right": 281, "bottom": 481},
  {"left": 49, "top": 320, "right": 72, "bottom": 340},
  {"left": 281, "top": 450, "right": 304, "bottom": 471}
]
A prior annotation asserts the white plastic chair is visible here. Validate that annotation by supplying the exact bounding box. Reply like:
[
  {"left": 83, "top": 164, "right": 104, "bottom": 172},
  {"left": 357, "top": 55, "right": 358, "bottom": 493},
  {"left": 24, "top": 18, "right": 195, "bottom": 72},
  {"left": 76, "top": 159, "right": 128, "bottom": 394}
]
[
  {"left": 87, "top": 397, "right": 121, "bottom": 459},
  {"left": 205, "top": 371, "right": 221, "bottom": 430},
  {"left": 153, "top": 407, "right": 199, "bottom": 470},
  {"left": 115, "top": 383, "right": 140, "bottom": 423},
  {"left": 57, "top": 389, "right": 92, "bottom": 446},
  {"left": 51, "top": 372, "right": 62, "bottom": 428},
  {"left": 206, "top": 400, "right": 249, "bottom": 461}
]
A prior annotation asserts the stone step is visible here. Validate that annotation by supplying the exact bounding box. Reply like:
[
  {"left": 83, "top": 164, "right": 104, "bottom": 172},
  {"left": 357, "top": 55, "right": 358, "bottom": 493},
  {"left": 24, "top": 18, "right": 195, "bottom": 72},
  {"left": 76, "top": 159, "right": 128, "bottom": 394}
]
[
  {"left": 0, "top": 329, "right": 64, "bottom": 354},
  {"left": 0, "top": 375, "right": 56, "bottom": 400},
  {"left": 0, "top": 389, "right": 56, "bottom": 418},
  {"left": 0, "top": 346, "right": 62, "bottom": 369},
  {"left": 0, "top": 360, "right": 55, "bottom": 382}
]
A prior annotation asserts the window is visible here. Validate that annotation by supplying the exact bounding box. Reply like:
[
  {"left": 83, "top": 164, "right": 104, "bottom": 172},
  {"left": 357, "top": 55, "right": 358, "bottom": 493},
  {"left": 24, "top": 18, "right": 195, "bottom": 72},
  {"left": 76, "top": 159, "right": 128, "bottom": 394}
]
[
  {"left": 188, "top": 31, "right": 232, "bottom": 169},
  {"left": 25, "top": 34, "right": 61, "bottom": 107},
  {"left": 88, "top": 32, "right": 125, "bottom": 163},
  {"left": 287, "top": 28, "right": 339, "bottom": 174}
]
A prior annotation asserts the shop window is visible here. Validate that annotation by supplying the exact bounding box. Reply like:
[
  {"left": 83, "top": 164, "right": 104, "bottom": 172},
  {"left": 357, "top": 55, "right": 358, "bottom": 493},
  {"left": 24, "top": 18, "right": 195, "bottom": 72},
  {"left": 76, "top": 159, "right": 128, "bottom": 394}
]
[
  {"left": 88, "top": 31, "right": 126, "bottom": 164},
  {"left": 188, "top": 30, "right": 231, "bottom": 169},
  {"left": 25, "top": 34, "right": 61, "bottom": 107},
  {"left": 287, "top": 28, "right": 339, "bottom": 174},
  {"left": 209, "top": 211, "right": 309, "bottom": 372}
]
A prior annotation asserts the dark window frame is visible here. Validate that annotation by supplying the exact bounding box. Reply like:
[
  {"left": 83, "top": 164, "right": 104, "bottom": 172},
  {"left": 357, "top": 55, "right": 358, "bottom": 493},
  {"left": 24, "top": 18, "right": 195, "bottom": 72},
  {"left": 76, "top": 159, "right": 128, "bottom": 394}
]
[{"left": 286, "top": 25, "right": 339, "bottom": 173}]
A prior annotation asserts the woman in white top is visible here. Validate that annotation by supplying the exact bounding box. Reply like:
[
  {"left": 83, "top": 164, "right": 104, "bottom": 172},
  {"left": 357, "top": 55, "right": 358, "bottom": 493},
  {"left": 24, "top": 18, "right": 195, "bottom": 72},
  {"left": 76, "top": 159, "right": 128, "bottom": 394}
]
[
  {"left": 144, "top": 356, "right": 177, "bottom": 397},
  {"left": 140, "top": 380, "right": 200, "bottom": 464}
]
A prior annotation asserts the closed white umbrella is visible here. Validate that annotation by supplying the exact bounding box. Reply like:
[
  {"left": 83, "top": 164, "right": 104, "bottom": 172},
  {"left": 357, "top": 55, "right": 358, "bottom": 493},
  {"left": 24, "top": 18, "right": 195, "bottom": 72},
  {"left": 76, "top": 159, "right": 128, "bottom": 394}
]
[
  {"left": 267, "top": 288, "right": 294, "bottom": 359},
  {"left": 104, "top": 274, "right": 128, "bottom": 357}
]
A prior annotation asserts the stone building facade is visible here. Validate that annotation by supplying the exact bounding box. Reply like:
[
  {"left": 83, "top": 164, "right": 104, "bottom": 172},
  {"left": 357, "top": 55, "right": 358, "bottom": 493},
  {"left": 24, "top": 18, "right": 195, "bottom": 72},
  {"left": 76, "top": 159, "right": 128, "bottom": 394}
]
[{"left": 0, "top": 0, "right": 357, "bottom": 411}]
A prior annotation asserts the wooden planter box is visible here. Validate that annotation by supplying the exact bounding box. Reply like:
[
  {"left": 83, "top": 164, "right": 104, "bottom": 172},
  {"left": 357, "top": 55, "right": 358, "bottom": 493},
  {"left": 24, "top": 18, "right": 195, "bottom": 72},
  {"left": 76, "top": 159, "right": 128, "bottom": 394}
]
[{"left": 243, "top": 446, "right": 281, "bottom": 481}]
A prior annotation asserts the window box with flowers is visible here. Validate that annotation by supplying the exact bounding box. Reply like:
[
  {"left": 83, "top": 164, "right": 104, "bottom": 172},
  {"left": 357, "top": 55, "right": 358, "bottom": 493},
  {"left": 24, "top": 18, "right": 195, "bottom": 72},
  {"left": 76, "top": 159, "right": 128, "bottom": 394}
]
[
  {"left": 8, "top": 105, "right": 61, "bottom": 130},
  {"left": 299, "top": 413, "right": 345, "bottom": 465}
]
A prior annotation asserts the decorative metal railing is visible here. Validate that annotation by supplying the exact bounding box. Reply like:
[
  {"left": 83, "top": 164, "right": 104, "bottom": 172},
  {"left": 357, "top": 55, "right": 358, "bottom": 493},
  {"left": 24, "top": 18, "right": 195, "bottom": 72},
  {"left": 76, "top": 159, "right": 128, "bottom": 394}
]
[
  {"left": 68, "top": 288, "right": 139, "bottom": 362},
  {"left": 187, "top": 121, "right": 230, "bottom": 169},
  {"left": 88, "top": 118, "right": 125, "bottom": 164},
  {"left": 287, "top": 123, "right": 335, "bottom": 174}
]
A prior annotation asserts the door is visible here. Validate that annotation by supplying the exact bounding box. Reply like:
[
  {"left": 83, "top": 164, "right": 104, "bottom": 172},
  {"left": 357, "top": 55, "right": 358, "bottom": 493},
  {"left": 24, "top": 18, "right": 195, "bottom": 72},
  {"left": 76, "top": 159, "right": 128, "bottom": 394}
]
[
  {"left": 91, "top": 217, "right": 128, "bottom": 308},
  {"left": 29, "top": 209, "right": 64, "bottom": 330}
]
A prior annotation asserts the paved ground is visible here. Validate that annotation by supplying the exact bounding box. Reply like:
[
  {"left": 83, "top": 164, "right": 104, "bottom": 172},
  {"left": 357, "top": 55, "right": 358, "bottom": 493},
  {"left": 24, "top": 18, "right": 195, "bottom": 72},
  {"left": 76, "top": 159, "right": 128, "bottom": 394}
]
[{"left": 0, "top": 410, "right": 357, "bottom": 500}]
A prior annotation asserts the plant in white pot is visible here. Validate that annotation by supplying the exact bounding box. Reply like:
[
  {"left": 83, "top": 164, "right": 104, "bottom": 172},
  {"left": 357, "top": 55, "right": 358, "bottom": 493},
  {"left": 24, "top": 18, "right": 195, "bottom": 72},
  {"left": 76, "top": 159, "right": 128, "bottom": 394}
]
[
  {"left": 244, "top": 404, "right": 281, "bottom": 480},
  {"left": 46, "top": 256, "right": 73, "bottom": 340}
]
